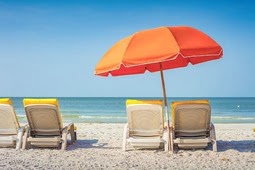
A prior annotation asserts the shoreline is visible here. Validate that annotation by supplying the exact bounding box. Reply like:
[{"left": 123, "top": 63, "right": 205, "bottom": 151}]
[{"left": 1, "top": 123, "right": 255, "bottom": 169}]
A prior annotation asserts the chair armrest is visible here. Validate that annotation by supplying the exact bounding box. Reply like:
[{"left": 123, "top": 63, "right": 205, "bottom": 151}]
[
  {"left": 62, "top": 123, "right": 76, "bottom": 144},
  {"left": 62, "top": 123, "right": 74, "bottom": 131},
  {"left": 22, "top": 124, "right": 29, "bottom": 131},
  {"left": 208, "top": 122, "right": 215, "bottom": 131},
  {"left": 18, "top": 124, "right": 29, "bottom": 132}
]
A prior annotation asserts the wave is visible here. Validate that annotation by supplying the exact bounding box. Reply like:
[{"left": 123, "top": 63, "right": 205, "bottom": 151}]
[
  {"left": 17, "top": 115, "right": 26, "bottom": 118},
  {"left": 212, "top": 116, "right": 255, "bottom": 120},
  {"left": 78, "top": 115, "right": 126, "bottom": 119}
]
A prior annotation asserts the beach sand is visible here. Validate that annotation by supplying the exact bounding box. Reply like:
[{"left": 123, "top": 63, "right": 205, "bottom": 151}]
[{"left": 0, "top": 123, "right": 255, "bottom": 169}]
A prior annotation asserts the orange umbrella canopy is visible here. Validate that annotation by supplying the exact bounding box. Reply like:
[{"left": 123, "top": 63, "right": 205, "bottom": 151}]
[{"left": 95, "top": 26, "right": 223, "bottom": 76}]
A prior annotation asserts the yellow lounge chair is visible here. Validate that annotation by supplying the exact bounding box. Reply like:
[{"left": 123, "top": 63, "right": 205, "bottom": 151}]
[
  {"left": 170, "top": 100, "right": 217, "bottom": 152},
  {"left": 22, "top": 98, "right": 77, "bottom": 150},
  {"left": 0, "top": 98, "right": 27, "bottom": 149},
  {"left": 122, "top": 99, "right": 169, "bottom": 151}
]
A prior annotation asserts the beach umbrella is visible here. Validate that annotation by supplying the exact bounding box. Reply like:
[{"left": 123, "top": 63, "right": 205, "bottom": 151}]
[{"left": 94, "top": 26, "right": 223, "bottom": 150}]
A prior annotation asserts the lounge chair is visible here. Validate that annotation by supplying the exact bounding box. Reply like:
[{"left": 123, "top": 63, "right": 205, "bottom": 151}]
[
  {"left": 170, "top": 100, "right": 217, "bottom": 152},
  {"left": 22, "top": 98, "right": 77, "bottom": 150},
  {"left": 0, "top": 98, "right": 27, "bottom": 149},
  {"left": 122, "top": 99, "right": 169, "bottom": 151}
]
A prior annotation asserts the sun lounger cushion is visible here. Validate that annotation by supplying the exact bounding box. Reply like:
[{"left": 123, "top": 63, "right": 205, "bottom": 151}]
[
  {"left": 0, "top": 98, "right": 12, "bottom": 105},
  {"left": 126, "top": 99, "right": 163, "bottom": 106}
]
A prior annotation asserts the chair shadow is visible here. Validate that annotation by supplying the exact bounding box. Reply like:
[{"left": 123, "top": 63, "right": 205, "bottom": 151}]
[
  {"left": 68, "top": 139, "right": 121, "bottom": 151},
  {"left": 173, "top": 140, "right": 255, "bottom": 153},
  {"left": 216, "top": 140, "right": 255, "bottom": 152},
  {"left": 69, "top": 139, "right": 255, "bottom": 152}
]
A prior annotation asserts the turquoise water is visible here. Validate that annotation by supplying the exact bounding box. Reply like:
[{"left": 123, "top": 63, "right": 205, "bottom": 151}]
[{"left": 9, "top": 97, "right": 255, "bottom": 124}]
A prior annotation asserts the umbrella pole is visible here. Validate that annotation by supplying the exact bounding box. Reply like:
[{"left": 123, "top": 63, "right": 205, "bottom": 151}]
[
  {"left": 159, "top": 65, "right": 168, "bottom": 123},
  {"left": 160, "top": 68, "right": 168, "bottom": 111},
  {"left": 160, "top": 64, "right": 172, "bottom": 152}
]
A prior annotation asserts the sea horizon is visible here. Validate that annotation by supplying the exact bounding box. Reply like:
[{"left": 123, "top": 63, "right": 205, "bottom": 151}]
[{"left": 4, "top": 97, "right": 255, "bottom": 124}]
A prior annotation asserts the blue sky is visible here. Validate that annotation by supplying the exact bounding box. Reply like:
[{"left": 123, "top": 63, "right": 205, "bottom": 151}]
[{"left": 0, "top": 0, "right": 254, "bottom": 97}]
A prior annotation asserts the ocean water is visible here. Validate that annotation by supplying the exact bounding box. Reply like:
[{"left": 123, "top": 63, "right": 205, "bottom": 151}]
[{"left": 9, "top": 97, "right": 255, "bottom": 124}]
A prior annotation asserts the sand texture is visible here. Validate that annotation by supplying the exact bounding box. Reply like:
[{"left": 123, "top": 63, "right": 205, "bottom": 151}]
[{"left": 0, "top": 123, "right": 255, "bottom": 169}]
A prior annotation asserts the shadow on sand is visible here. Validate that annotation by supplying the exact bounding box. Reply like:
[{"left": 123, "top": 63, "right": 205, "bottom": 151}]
[
  {"left": 68, "top": 139, "right": 121, "bottom": 151},
  {"left": 216, "top": 140, "right": 255, "bottom": 152},
  {"left": 171, "top": 140, "right": 255, "bottom": 153},
  {"left": 67, "top": 139, "right": 255, "bottom": 152}
]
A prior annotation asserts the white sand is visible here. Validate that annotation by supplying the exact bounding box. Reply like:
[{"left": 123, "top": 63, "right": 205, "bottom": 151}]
[{"left": 0, "top": 123, "right": 255, "bottom": 169}]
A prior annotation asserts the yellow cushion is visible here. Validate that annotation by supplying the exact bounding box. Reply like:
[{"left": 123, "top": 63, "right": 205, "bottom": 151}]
[
  {"left": 126, "top": 99, "right": 163, "bottom": 106},
  {"left": 172, "top": 99, "right": 209, "bottom": 108},
  {"left": 23, "top": 98, "right": 59, "bottom": 107},
  {"left": 171, "top": 99, "right": 210, "bottom": 126},
  {"left": 0, "top": 98, "right": 12, "bottom": 105}
]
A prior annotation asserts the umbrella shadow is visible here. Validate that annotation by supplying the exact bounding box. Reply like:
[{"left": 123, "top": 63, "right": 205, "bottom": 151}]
[
  {"left": 215, "top": 140, "right": 255, "bottom": 152},
  {"left": 68, "top": 139, "right": 121, "bottom": 151}
]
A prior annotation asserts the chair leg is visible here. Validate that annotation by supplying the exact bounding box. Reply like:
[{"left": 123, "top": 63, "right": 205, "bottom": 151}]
[
  {"left": 22, "top": 128, "right": 29, "bottom": 150},
  {"left": 16, "top": 127, "right": 24, "bottom": 150},
  {"left": 212, "top": 139, "right": 217, "bottom": 152},
  {"left": 69, "top": 124, "right": 75, "bottom": 144},
  {"left": 162, "top": 127, "right": 169, "bottom": 151},
  {"left": 210, "top": 123, "right": 217, "bottom": 152},
  {"left": 122, "top": 123, "right": 128, "bottom": 151},
  {"left": 61, "top": 129, "right": 68, "bottom": 150},
  {"left": 74, "top": 132, "right": 77, "bottom": 141},
  {"left": 169, "top": 127, "right": 174, "bottom": 153}
]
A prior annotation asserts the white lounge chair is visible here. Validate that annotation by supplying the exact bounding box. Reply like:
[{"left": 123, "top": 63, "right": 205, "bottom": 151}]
[
  {"left": 170, "top": 100, "right": 217, "bottom": 152},
  {"left": 122, "top": 99, "right": 169, "bottom": 151},
  {"left": 0, "top": 98, "right": 27, "bottom": 149},
  {"left": 22, "top": 98, "right": 77, "bottom": 150}
]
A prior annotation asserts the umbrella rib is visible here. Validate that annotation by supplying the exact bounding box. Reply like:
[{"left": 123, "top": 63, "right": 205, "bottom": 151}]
[
  {"left": 180, "top": 49, "right": 223, "bottom": 58},
  {"left": 121, "top": 33, "right": 137, "bottom": 66},
  {"left": 120, "top": 50, "right": 222, "bottom": 69}
]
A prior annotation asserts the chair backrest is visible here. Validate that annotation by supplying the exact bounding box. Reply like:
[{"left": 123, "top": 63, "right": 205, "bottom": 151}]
[
  {"left": 0, "top": 98, "right": 20, "bottom": 135},
  {"left": 171, "top": 100, "right": 211, "bottom": 136},
  {"left": 126, "top": 99, "right": 164, "bottom": 137},
  {"left": 23, "top": 99, "right": 63, "bottom": 136}
]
